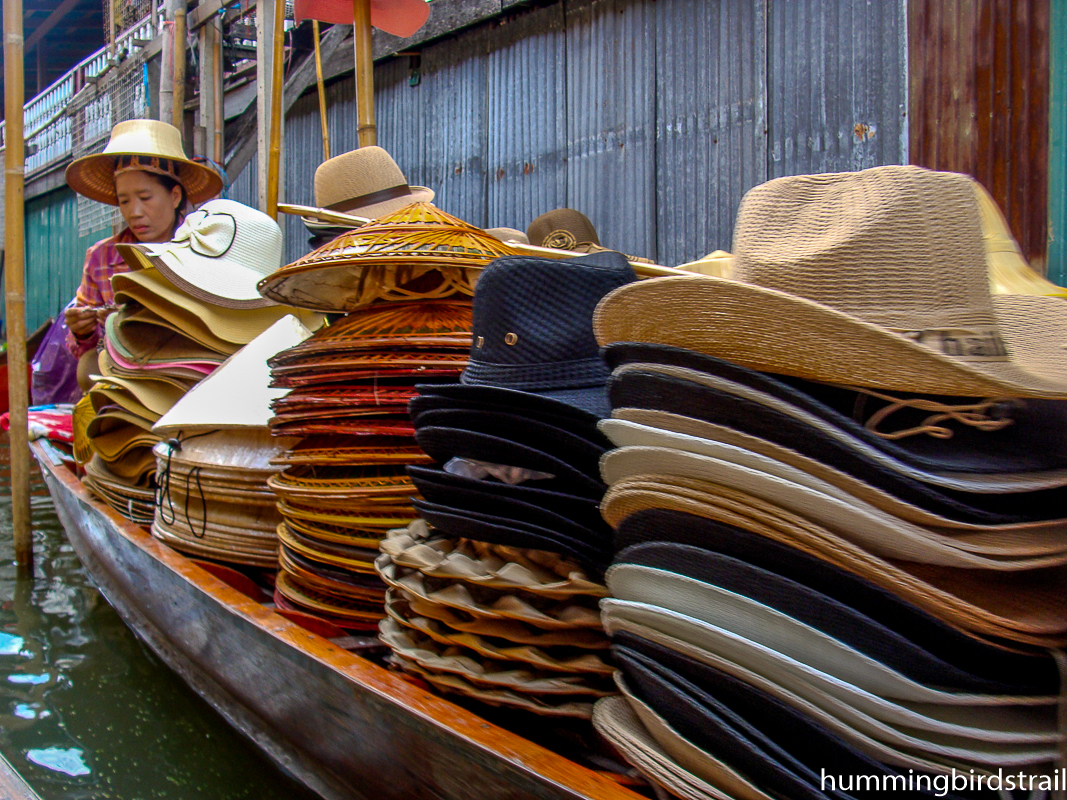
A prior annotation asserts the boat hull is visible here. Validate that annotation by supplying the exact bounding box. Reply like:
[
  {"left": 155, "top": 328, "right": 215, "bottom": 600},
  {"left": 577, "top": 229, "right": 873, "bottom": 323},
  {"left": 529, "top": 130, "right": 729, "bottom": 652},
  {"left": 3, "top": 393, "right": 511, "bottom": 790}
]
[{"left": 33, "top": 444, "right": 634, "bottom": 800}]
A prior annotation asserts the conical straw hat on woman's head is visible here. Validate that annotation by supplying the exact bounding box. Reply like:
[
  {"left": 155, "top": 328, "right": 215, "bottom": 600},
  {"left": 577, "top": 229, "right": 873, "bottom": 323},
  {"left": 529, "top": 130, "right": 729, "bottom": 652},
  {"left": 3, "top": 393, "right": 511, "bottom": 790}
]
[{"left": 66, "top": 119, "right": 222, "bottom": 206}]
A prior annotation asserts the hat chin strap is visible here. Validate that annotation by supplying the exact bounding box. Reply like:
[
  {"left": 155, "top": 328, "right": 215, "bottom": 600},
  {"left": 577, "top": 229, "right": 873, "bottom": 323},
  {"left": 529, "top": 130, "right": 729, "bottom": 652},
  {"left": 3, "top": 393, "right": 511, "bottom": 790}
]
[{"left": 845, "top": 386, "right": 1018, "bottom": 440}]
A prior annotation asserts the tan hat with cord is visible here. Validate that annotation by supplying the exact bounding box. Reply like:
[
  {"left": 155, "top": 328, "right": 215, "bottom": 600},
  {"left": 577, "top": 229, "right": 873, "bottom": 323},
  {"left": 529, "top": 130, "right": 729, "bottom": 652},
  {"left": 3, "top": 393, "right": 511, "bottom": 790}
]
[
  {"left": 527, "top": 208, "right": 601, "bottom": 250},
  {"left": 66, "top": 119, "right": 222, "bottom": 206},
  {"left": 595, "top": 165, "right": 1067, "bottom": 399},
  {"left": 310, "top": 145, "right": 434, "bottom": 219}
]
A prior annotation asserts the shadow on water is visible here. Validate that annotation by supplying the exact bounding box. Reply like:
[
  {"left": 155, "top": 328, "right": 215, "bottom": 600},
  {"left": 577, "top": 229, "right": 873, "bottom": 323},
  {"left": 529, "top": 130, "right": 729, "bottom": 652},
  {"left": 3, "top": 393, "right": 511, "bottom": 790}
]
[{"left": 0, "top": 438, "right": 323, "bottom": 800}]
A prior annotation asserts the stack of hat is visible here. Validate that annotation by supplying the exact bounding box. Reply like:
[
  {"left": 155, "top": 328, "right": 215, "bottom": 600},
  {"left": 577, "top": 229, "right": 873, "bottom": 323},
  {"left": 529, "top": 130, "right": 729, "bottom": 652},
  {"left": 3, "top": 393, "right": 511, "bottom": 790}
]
[
  {"left": 79, "top": 200, "right": 319, "bottom": 522},
  {"left": 372, "top": 251, "right": 639, "bottom": 718},
  {"left": 588, "top": 166, "right": 1067, "bottom": 796},
  {"left": 259, "top": 202, "right": 520, "bottom": 630},
  {"left": 149, "top": 316, "right": 309, "bottom": 566}
]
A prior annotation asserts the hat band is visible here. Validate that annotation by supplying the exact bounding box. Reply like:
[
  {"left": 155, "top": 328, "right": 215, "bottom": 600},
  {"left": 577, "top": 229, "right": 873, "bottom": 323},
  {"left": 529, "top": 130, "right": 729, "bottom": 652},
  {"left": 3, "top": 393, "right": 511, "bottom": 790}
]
[
  {"left": 461, "top": 357, "right": 610, "bottom": 391},
  {"left": 328, "top": 183, "right": 412, "bottom": 213},
  {"left": 892, "top": 327, "right": 1009, "bottom": 362},
  {"left": 114, "top": 154, "right": 183, "bottom": 185}
]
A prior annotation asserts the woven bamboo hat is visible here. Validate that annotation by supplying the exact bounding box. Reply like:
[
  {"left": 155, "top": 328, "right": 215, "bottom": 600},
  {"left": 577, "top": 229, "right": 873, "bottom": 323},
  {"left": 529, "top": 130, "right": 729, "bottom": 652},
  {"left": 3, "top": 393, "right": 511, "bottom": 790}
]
[
  {"left": 66, "top": 119, "right": 222, "bottom": 206},
  {"left": 595, "top": 166, "right": 1067, "bottom": 399},
  {"left": 258, "top": 203, "right": 520, "bottom": 311},
  {"left": 311, "top": 146, "right": 433, "bottom": 218},
  {"left": 117, "top": 199, "right": 282, "bottom": 309}
]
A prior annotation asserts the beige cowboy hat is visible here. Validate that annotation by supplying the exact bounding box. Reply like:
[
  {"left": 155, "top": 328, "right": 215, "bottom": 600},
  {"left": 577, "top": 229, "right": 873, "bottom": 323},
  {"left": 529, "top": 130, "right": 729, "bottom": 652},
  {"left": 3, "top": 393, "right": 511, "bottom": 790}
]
[
  {"left": 66, "top": 119, "right": 222, "bottom": 206},
  {"left": 118, "top": 199, "right": 284, "bottom": 309},
  {"left": 595, "top": 166, "right": 1067, "bottom": 399}
]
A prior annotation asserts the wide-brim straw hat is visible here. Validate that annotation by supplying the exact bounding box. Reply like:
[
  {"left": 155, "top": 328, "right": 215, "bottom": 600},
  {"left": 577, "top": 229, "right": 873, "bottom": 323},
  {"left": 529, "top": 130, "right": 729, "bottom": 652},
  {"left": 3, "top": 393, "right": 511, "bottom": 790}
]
[
  {"left": 88, "top": 374, "right": 185, "bottom": 421},
  {"left": 976, "top": 183, "right": 1067, "bottom": 297},
  {"left": 594, "top": 166, "right": 1067, "bottom": 399},
  {"left": 105, "top": 308, "right": 227, "bottom": 368},
  {"left": 66, "top": 119, "right": 222, "bottom": 206},
  {"left": 117, "top": 200, "right": 285, "bottom": 309},
  {"left": 257, "top": 203, "right": 521, "bottom": 312}
]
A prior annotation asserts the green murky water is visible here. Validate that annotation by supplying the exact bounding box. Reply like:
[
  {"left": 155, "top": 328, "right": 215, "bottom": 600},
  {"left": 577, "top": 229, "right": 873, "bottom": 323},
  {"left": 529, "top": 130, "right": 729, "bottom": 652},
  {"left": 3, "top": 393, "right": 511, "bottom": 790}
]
[{"left": 0, "top": 439, "right": 323, "bottom": 799}]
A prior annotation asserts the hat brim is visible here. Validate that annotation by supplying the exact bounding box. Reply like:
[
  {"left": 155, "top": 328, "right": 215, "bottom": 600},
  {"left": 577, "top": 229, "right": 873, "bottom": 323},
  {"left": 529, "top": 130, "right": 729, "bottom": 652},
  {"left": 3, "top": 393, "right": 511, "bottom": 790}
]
[
  {"left": 415, "top": 382, "right": 609, "bottom": 421},
  {"left": 66, "top": 152, "right": 222, "bottom": 206},
  {"left": 594, "top": 275, "right": 1067, "bottom": 399}
]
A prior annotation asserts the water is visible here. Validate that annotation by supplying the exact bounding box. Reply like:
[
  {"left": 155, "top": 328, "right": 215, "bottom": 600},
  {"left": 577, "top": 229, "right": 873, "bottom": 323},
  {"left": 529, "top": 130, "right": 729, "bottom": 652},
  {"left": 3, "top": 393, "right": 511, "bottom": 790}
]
[{"left": 0, "top": 440, "right": 323, "bottom": 800}]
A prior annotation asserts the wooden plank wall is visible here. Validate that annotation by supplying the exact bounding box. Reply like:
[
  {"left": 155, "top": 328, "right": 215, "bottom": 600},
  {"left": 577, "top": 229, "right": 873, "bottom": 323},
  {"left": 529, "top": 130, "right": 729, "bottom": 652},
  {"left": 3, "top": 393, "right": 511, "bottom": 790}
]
[{"left": 909, "top": 0, "right": 1050, "bottom": 269}]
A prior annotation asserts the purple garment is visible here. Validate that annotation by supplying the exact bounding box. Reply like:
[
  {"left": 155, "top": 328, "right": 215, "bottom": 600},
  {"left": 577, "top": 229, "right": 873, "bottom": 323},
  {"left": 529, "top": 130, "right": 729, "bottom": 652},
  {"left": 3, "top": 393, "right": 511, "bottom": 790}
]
[{"left": 31, "top": 305, "right": 83, "bottom": 405}]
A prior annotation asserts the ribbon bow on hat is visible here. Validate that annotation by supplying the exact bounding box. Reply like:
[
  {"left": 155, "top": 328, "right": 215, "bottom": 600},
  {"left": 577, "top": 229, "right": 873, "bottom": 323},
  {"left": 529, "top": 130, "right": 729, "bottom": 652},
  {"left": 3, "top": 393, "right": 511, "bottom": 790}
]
[{"left": 170, "top": 209, "right": 238, "bottom": 259}]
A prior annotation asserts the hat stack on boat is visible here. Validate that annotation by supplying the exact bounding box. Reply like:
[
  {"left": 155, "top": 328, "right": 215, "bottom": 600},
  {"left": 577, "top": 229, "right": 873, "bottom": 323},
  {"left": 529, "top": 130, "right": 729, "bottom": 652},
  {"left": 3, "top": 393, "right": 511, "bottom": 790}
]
[
  {"left": 259, "top": 202, "right": 520, "bottom": 630},
  {"left": 374, "top": 250, "right": 639, "bottom": 718},
  {"left": 588, "top": 166, "right": 1067, "bottom": 797},
  {"left": 80, "top": 201, "right": 314, "bottom": 523},
  {"left": 150, "top": 316, "right": 310, "bottom": 566}
]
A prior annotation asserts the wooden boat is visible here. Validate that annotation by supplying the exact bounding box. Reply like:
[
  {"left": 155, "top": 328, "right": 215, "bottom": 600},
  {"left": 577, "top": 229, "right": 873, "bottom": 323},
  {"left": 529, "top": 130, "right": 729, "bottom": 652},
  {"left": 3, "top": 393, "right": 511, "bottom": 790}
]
[{"left": 31, "top": 441, "right": 639, "bottom": 800}]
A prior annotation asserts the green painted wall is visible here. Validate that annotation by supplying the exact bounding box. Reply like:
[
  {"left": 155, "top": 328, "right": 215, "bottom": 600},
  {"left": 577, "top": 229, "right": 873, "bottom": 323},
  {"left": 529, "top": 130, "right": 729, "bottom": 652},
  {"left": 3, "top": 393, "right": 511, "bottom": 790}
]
[
  {"left": 21, "top": 187, "right": 111, "bottom": 335},
  {"left": 1050, "top": 0, "right": 1067, "bottom": 284}
]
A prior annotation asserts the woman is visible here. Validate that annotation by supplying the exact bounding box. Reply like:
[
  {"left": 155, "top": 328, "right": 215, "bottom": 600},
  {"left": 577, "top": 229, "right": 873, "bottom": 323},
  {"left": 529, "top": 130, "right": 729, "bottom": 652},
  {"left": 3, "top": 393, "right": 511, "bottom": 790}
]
[{"left": 62, "top": 120, "right": 222, "bottom": 385}]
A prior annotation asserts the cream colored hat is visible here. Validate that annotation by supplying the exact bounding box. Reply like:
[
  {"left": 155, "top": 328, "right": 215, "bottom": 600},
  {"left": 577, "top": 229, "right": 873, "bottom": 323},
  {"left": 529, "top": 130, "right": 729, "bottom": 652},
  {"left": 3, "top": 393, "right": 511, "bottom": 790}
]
[
  {"left": 312, "top": 146, "right": 434, "bottom": 219},
  {"left": 153, "top": 315, "right": 312, "bottom": 434},
  {"left": 66, "top": 119, "right": 222, "bottom": 206},
  {"left": 595, "top": 166, "right": 1067, "bottom": 399},
  {"left": 118, "top": 199, "right": 282, "bottom": 309},
  {"left": 674, "top": 250, "right": 733, "bottom": 277}
]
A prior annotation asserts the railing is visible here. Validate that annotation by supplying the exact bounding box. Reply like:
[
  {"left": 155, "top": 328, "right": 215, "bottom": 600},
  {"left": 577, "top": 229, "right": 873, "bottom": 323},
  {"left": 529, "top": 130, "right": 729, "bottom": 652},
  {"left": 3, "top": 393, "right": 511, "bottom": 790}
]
[{"left": 1, "top": 11, "right": 160, "bottom": 175}]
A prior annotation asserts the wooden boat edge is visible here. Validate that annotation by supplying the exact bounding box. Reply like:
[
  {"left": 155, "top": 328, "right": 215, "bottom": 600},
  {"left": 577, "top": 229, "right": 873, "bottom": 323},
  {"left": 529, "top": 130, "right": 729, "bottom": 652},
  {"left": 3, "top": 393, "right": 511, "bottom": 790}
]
[{"left": 31, "top": 442, "right": 640, "bottom": 800}]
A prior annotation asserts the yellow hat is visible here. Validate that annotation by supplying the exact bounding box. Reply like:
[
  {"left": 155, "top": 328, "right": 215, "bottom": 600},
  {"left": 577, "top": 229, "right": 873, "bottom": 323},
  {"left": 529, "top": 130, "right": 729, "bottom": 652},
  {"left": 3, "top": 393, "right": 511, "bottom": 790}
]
[
  {"left": 66, "top": 119, "right": 222, "bottom": 206},
  {"left": 976, "top": 183, "right": 1067, "bottom": 297}
]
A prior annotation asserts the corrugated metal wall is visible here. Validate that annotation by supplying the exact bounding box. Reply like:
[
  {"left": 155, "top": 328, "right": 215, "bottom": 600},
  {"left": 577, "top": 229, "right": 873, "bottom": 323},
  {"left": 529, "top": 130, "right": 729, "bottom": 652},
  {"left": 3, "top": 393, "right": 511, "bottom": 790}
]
[
  {"left": 909, "top": 0, "right": 1051, "bottom": 267},
  {"left": 239, "top": 0, "right": 908, "bottom": 266}
]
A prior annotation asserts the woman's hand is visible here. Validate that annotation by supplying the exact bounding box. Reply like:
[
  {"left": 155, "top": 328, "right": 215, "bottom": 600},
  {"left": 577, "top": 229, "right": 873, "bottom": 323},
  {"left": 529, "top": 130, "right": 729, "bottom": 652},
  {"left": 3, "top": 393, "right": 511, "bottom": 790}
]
[{"left": 65, "top": 305, "right": 102, "bottom": 339}]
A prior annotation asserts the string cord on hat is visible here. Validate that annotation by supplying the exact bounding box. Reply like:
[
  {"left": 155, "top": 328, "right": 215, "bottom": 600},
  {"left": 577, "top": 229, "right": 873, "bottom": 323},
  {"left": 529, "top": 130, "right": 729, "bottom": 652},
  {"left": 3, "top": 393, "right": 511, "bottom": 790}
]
[
  {"left": 849, "top": 389, "right": 1017, "bottom": 440},
  {"left": 155, "top": 430, "right": 220, "bottom": 531},
  {"left": 183, "top": 467, "right": 208, "bottom": 539}
]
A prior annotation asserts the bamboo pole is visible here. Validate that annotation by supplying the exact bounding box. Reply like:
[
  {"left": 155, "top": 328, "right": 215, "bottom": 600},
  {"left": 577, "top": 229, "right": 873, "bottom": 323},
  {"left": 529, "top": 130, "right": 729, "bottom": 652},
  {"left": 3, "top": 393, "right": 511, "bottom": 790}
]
[
  {"left": 352, "top": 0, "right": 376, "bottom": 147},
  {"left": 265, "top": 0, "right": 286, "bottom": 218},
  {"left": 312, "top": 20, "right": 330, "bottom": 161},
  {"left": 213, "top": 17, "right": 224, "bottom": 163},
  {"left": 4, "top": 0, "right": 34, "bottom": 571},
  {"left": 172, "top": 3, "right": 186, "bottom": 130}
]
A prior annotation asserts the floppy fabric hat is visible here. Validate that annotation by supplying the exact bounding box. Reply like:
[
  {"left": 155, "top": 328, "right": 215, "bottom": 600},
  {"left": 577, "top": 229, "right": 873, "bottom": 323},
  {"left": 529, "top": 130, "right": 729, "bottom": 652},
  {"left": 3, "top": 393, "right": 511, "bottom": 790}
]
[
  {"left": 606, "top": 365, "right": 1067, "bottom": 498},
  {"left": 412, "top": 405, "right": 610, "bottom": 449},
  {"left": 65, "top": 119, "right": 222, "bottom": 206},
  {"left": 154, "top": 315, "right": 312, "bottom": 434},
  {"left": 977, "top": 182, "right": 1067, "bottom": 297},
  {"left": 293, "top": 2, "right": 429, "bottom": 43},
  {"left": 413, "top": 384, "right": 605, "bottom": 428},
  {"left": 459, "top": 250, "right": 637, "bottom": 416},
  {"left": 88, "top": 375, "right": 185, "bottom": 420},
  {"left": 118, "top": 304, "right": 238, "bottom": 356},
  {"left": 105, "top": 308, "right": 225, "bottom": 367},
  {"left": 527, "top": 208, "right": 601, "bottom": 250},
  {"left": 600, "top": 418, "right": 1067, "bottom": 548},
  {"left": 258, "top": 203, "right": 519, "bottom": 312},
  {"left": 602, "top": 344, "right": 1067, "bottom": 486},
  {"left": 594, "top": 165, "right": 1067, "bottom": 399},
  {"left": 117, "top": 199, "right": 282, "bottom": 309}
]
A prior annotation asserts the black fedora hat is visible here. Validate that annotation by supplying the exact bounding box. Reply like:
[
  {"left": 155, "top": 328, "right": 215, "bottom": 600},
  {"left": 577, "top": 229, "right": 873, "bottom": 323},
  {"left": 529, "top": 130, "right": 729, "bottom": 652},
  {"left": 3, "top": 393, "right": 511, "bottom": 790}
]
[
  {"left": 610, "top": 545, "right": 1046, "bottom": 696},
  {"left": 413, "top": 426, "right": 606, "bottom": 497},
  {"left": 604, "top": 342, "right": 1067, "bottom": 487},
  {"left": 459, "top": 251, "right": 636, "bottom": 416},
  {"left": 612, "top": 639, "right": 978, "bottom": 800},
  {"left": 614, "top": 509, "right": 1058, "bottom": 694},
  {"left": 411, "top": 409, "right": 609, "bottom": 460},
  {"left": 406, "top": 465, "right": 607, "bottom": 531},
  {"left": 607, "top": 368, "right": 1067, "bottom": 525},
  {"left": 409, "top": 394, "right": 610, "bottom": 447},
  {"left": 411, "top": 498, "right": 607, "bottom": 569}
]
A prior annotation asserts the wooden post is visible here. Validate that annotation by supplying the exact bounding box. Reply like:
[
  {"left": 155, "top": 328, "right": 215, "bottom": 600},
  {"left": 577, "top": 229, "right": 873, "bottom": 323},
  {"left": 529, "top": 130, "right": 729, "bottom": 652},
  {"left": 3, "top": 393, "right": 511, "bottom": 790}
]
[
  {"left": 213, "top": 17, "right": 224, "bottom": 164},
  {"left": 265, "top": 0, "right": 286, "bottom": 218},
  {"left": 3, "top": 0, "right": 34, "bottom": 572},
  {"left": 352, "top": 0, "right": 376, "bottom": 147},
  {"left": 172, "top": 3, "right": 187, "bottom": 130},
  {"left": 198, "top": 18, "right": 217, "bottom": 159},
  {"left": 312, "top": 20, "right": 330, "bottom": 161},
  {"left": 255, "top": 0, "right": 276, "bottom": 211},
  {"left": 107, "top": 0, "right": 116, "bottom": 58}
]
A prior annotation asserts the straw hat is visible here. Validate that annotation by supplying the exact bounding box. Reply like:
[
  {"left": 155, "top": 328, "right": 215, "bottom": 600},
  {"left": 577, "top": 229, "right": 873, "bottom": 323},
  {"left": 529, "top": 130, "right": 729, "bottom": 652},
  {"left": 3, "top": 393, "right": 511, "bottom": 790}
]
[
  {"left": 118, "top": 199, "right": 283, "bottom": 309},
  {"left": 976, "top": 183, "right": 1067, "bottom": 297},
  {"left": 674, "top": 250, "right": 733, "bottom": 278},
  {"left": 293, "top": 0, "right": 430, "bottom": 39},
  {"left": 66, "top": 119, "right": 222, "bottom": 206},
  {"left": 595, "top": 166, "right": 1067, "bottom": 399},
  {"left": 527, "top": 209, "right": 601, "bottom": 250},
  {"left": 311, "top": 146, "right": 433, "bottom": 218},
  {"left": 484, "top": 227, "right": 529, "bottom": 245},
  {"left": 258, "top": 203, "right": 519, "bottom": 312}
]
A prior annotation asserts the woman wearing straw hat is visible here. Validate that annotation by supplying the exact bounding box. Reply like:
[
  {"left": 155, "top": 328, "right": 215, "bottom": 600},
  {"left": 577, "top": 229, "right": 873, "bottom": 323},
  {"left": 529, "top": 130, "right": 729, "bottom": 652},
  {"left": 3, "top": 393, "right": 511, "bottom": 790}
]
[{"left": 62, "top": 119, "right": 222, "bottom": 385}]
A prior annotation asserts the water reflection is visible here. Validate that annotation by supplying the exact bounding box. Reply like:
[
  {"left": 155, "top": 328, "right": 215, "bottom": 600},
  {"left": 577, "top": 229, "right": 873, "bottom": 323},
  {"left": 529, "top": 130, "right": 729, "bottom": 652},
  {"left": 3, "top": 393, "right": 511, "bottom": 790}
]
[{"left": 0, "top": 442, "right": 322, "bottom": 800}]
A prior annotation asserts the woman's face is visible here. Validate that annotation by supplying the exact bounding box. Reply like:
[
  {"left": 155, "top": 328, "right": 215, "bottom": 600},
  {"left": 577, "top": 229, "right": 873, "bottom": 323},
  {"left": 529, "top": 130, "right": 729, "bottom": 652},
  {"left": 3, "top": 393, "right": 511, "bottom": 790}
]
[{"left": 114, "top": 170, "right": 182, "bottom": 243}]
